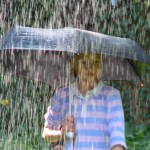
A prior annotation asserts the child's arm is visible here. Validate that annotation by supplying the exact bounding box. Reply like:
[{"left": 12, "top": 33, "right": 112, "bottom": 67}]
[
  {"left": 107, "top": 89, "right": 126, "bottom": 150},
  {"left": 42, "top": 115, "right": 75, "bottom": 143},
  {"left": 42, "top": 89, "right": 64, "bottom": 143},
  {"left": 42, "top": 127, "right": 62, "bottom": 143}
]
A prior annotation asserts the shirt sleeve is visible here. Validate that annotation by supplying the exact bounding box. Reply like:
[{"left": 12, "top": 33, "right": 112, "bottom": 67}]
[
  {"left": 107, "top": 89, "right": 127, "bottom": 149},
  {"left": 44, "top": 89, "right": 65, "bottom": 130}
]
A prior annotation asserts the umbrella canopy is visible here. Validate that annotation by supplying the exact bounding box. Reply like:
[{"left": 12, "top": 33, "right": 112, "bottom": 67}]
[{"left": 0, "top": 26, "right": 150, "bottom": 89}]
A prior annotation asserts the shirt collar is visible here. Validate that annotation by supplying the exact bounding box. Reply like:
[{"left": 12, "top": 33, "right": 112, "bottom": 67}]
[
  {"left": 70, "top": 80, "right": 103, "bottom": 98},
  {"left": 90, "top": 80, "right": 103, "bottom": 96}
]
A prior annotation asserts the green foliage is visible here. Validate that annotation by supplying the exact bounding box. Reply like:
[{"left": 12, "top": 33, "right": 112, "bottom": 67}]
[
  {"left": 126, "top": 122, "right": 150, "bottom": 150},
  {"left": 0, "top": 76, "right": 52, "bottom": 149}
]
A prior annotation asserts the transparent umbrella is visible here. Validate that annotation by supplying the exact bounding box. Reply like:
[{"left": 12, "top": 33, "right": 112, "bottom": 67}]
[{"left": 1, "top": 25, "right": 150, "bottom": 90}]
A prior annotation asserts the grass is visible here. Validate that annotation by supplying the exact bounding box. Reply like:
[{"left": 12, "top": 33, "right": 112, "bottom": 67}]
[
  {"left": 0, "top": 122, "right": 150, "bottom": 150},
  {"left": 0, "top": 129, "right": 49, "bottom": 150}
]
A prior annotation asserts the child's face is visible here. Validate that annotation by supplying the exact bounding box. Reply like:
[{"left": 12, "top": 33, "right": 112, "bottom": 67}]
[{"left": 74, "top": 54, "right": 102, "bottom": 89}]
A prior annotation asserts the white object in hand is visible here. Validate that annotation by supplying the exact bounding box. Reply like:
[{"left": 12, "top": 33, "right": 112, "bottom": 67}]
[{"left": 65, "top": 132, "right": 74, "bottom": 139}]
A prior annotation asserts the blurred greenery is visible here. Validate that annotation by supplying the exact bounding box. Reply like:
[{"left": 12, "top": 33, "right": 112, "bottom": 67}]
[
  {"left": 125, "top": 122, "right": 150, "bottom": 150},
  {"left": 0, "top": 76, "right": 53, "bottom": 149}
]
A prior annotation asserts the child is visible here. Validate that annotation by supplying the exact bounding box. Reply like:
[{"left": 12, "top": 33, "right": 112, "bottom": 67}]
[{"left": 42, "top": 53, "right": 126, "bottom": 150}]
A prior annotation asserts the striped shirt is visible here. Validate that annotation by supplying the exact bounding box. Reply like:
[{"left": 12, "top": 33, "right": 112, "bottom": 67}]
[{"left": 44, "top": 82, "right": 126, "bottom": 150}]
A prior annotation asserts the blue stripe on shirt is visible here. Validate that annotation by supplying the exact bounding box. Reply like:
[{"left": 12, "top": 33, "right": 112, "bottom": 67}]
[
  {"left": 76, "top": 142, "right": 110, "bottom": 149},
  {"left": 111, "top": 137, "right": 125, "bottom": 143},
  {"left": 77, "top": 129, "right": 109, "bottom": 136},
  {"left": 109, "top": 126, "right": 124, "bottom": 133},
  {"left": 111, "top": 106, "right": 123, "bottom": 112},
  {"left": 108, "top": 116, "right": 124, "bottom": 122},
  {"left": 72, "top": 105, "right": 107, "bottom": 112},
  {"left": 75, "top": 117, "right": 107, "bottom": 124}
]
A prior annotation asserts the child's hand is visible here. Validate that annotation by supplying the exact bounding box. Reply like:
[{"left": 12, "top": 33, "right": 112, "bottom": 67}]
[{"left": 61, "top": 115, "right": 75, "bottom": 136}]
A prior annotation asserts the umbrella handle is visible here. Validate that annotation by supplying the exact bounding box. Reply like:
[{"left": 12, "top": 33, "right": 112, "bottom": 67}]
[{"left": 65, "top": 85, "right": 74, "bottom": 139}]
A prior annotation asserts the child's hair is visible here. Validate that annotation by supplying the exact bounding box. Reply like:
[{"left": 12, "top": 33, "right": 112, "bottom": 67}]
[{"left": 70, "top": 53, "right": 103, "bottom": 78}]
